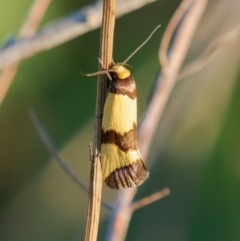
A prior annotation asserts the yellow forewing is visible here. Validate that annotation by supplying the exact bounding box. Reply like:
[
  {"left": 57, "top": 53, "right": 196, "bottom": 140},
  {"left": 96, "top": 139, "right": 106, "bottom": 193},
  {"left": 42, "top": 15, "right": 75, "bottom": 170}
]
[
  {"left": 102, "top": 93, "right": 137, "bottom": 135},
  {"left": 101, "top": 144, "right": 141, "bottom": 180}
]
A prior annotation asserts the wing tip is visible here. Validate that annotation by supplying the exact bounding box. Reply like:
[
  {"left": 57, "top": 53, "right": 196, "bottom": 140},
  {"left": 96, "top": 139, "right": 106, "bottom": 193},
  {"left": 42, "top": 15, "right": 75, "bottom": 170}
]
[{"left": 104, "top": 160, "right": 149, "bottom": 190}]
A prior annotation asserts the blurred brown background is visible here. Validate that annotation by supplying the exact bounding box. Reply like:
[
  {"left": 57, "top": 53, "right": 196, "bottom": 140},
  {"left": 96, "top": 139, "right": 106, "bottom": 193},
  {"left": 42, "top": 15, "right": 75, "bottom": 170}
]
[{"left": 0, "top": 0, "right": 240, "bottom": 240}]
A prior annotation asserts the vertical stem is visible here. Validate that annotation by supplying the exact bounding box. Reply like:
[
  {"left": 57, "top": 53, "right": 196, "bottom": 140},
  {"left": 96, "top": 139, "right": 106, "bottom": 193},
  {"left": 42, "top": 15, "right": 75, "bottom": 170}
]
[{"left": 84, "top": 1, "right": 116, "bottom": 241}]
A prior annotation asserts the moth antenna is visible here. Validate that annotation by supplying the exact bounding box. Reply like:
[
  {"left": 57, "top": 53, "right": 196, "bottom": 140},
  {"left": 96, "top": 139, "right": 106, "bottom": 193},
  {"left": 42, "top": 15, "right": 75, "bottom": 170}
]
[
  {"left": 123, "top": 25, "right": 161, "bottom": 64},
  {"left": 84, "top": 69, "right": 115, "bottom": 81},
  {"left": 122, "top": 63, "right": 132, "bottom": 68}
]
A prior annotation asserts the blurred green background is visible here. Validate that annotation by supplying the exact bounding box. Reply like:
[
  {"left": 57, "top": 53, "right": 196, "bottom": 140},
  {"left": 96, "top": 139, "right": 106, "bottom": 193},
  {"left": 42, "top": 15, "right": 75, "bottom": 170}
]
[{"left": 0, "top": 0, "right": 240, "bottom": 240}]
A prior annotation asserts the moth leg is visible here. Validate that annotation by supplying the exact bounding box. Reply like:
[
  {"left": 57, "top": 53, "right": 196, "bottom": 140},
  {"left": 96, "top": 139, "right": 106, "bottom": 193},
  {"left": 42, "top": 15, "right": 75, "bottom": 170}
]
[
  {"left": 89, "top": 142, "right": 102, "bottom": 163},
  {"left": 98, "top": 58, "right": 112, "bottom": 80},
  {"left": 89, "top": 142, "right": 94, "bottom": 162},
  {"left": 98, "top": 57, "right": 115, "bottom": 70},
  {"left": 95, "top": 112, "right": 103, "bottom": 118},
  {"left": 98, "top": 58, "right": 106, "bottom": 69}
]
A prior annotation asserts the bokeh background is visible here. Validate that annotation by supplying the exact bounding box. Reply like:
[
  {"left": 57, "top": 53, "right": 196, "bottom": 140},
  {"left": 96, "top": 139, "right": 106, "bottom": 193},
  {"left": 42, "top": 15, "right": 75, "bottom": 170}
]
[{"left": 0, "top": 0, "right": 240, "bottom": 240}]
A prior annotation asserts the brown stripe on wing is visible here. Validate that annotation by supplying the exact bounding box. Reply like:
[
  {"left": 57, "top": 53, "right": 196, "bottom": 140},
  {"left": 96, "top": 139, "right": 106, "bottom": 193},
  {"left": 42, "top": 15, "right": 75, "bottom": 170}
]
[
  {"left": 109, "top": 74, "right": 136, "bottom": 100},
  {"left": 104, "top": 160, "right": 149, "bottom": 189},
  {"left": 101, "top": 123, "right": 138, "bottom": 152}
]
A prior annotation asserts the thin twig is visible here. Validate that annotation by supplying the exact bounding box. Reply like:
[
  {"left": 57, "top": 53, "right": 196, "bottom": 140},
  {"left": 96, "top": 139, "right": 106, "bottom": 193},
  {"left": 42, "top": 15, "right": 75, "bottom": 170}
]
[
  {"left": 140, "top": 0, "right": 208, "bottom": 159},
  {"left": 29, "top": 110, "right": 88, "bottom": 192},
  {"left": 178, "top": 26, "right": 240, "bottom": 80},
  {"left": 0, "top": 66, "right": 19, "bottom": 105},
  {"left": 29, "top": 110, "right": 112, "bottom": 210},
  {"left": 0, "top": 0, "right": 155, "bottom": 71},
  {"left": 159, "top": 0, "right": 193, "bottom": 71},
  {"left": 0, "top": 0, "right": 52, "bottom": 106},
  {"left": 129, "top": 188, "right": 170, "bottom": 212},
  {"left": 19, "top": 0, "right": 52, "bottom": 37},
  {"left": 106, "top": 1, "right": 209, "bottom": 240},
  {"left": 84, "top": 0, "right": 116, "bottom": 241}
]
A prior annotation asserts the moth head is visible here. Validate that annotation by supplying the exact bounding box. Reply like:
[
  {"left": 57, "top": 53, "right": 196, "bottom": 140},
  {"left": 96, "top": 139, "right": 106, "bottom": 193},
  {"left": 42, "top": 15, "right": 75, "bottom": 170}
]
[{"left": 111, "top": 64, "right": 130, "bottom": 80}]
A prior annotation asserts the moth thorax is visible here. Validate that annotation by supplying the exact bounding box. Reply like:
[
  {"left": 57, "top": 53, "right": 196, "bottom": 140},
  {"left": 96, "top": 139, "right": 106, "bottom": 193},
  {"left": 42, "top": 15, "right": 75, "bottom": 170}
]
[{"left": 112, "top": 64, "right": 130, "bottom": 79}]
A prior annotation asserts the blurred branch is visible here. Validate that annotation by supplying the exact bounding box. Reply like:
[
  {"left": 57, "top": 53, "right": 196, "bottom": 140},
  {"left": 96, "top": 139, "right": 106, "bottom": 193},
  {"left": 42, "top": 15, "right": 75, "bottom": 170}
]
[
  {"left": 106, "top": 0, "right": 208, "bottom": 240},
  {"left": 29, "top": 110, "right": 88, "bottom": 192},
  {"left": 19, "top": 0, "right": 52, "bottom": 37},
  {"left": 129, "top": 188, "right": 170, "bottom": 212},
  {"left": 0, "top": 0, "right": 155, "bottom": 71},
  {"left": 29, "top": 110, "right": 112, "bottom": 210},
  {"left": 178, "top": 25, "right": 240, "bottom": 80},
  {"left": 84, "top": 0, "right": 116, "bottom": 240},
  {"left": 159, "top": 0, "right": 193, "bottom": 70},
  {"left": 0, "top": 0, "right": 51, "bottom": 105}
]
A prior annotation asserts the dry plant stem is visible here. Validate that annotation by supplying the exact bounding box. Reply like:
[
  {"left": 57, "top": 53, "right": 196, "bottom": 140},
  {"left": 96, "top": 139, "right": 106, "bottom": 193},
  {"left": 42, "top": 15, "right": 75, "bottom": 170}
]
[
  {"left": 84, "top": 1, "right": 116, "bottom": 241},
  {"left": 0, "top": 0, "right": 51, "bottom": 105},
  {"left": 106, "top": 1, "right": 208, "bottom": 241}
]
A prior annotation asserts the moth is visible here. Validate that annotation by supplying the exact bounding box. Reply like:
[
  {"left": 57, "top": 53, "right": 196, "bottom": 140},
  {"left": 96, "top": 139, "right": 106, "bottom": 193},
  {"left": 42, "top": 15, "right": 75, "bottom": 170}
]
[{"left": 87, "top": 25, "right": 160, "bottom": 189}]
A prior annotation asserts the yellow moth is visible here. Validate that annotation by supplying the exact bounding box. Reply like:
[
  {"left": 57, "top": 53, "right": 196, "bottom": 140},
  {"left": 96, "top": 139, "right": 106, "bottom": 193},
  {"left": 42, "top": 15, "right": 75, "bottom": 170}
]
[{"left": 87, "top": 26, "right": 160, "bottom": 189}]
